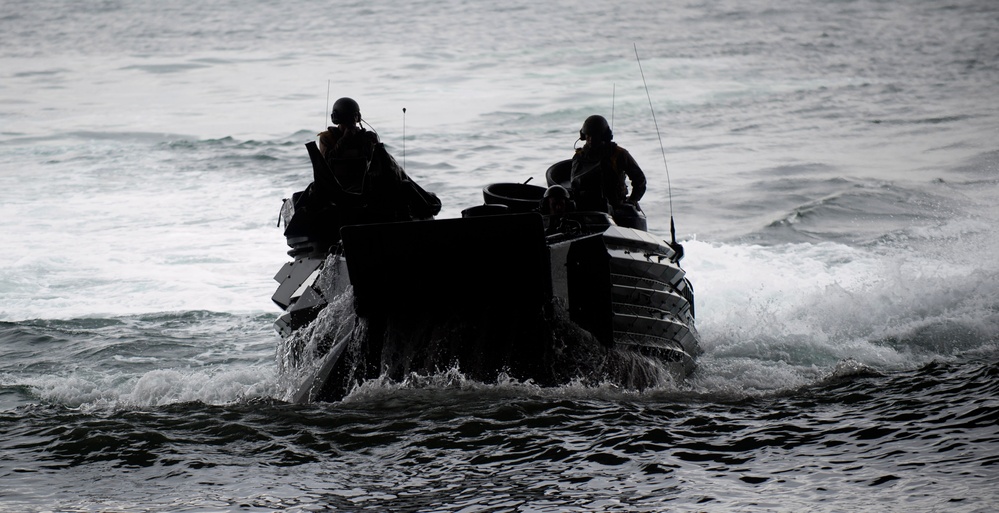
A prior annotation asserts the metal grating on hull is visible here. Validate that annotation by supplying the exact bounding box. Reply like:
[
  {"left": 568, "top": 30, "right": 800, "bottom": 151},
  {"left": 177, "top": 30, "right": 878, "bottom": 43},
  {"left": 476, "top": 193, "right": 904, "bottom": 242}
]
[
  {"left": 607, "top": 249, "right": 685, "bottom": 287},
  {"left": 610, "top": 282, "right": 690, "bottom": 318}
]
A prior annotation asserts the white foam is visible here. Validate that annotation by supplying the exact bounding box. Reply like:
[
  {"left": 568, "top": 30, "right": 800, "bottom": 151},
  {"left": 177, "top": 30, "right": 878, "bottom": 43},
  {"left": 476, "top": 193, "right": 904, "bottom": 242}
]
[
  {"left": 681, "top": 235, "right": 999, "bottom": 392},
  {"left": 16, "top": 365, "right": 280, "bottom": 410}
]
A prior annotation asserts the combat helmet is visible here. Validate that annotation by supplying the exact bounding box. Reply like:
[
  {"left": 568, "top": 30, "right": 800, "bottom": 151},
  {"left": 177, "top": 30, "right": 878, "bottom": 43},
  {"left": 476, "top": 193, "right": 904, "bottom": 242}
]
[
  {"left": 544, "top": 184, "right": 570, "bottom": 200},
  {"left": 331, "top": 97, "right": 361, "bottom": 125},
  {"left": 579, "top": 115, "right": 612, "bottom": 142}
]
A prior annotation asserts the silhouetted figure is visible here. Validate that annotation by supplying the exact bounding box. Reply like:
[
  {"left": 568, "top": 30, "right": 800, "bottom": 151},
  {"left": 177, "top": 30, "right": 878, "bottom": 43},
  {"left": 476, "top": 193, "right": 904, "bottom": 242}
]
[
  {"left": 570, "top": 115, "right": 647, "bottom": 228},
  {"left": 313, "top": 97, "right": 440, "bottom": 223}
]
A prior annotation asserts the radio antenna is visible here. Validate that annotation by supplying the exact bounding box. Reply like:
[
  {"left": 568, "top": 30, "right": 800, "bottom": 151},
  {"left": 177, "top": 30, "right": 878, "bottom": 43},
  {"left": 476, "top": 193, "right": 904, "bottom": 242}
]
[
  {"left": 324, "top": 80, "right": 330, "bottom": 130},
  {"left": 635, "top": 44, "right": 682, "bottom": 255},
  {"left": 402, "top": 107, "right": 407, "bottom": 170},
  {"left": 611, "top": 83, "right": 616, "bottom": 131}
]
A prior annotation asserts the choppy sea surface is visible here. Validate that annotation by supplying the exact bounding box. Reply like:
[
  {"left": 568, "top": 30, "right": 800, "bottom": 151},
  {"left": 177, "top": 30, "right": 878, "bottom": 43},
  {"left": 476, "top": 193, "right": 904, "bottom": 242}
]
[{"left": 2, "top": 0, "right": 998, "bottom": 511}]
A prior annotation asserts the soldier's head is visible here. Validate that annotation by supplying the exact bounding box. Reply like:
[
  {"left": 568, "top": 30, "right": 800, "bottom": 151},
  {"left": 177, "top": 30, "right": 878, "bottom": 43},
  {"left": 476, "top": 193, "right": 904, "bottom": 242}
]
[
  {"left": 332, "top": 97, "right": 361, "bottom": 126},
  {"left": 579, "top": 115, "right": 612, "bottom": 143}
]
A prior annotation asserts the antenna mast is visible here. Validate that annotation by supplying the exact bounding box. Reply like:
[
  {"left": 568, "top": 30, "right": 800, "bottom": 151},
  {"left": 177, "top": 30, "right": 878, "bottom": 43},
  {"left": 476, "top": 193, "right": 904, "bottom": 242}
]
[
  {"left": 635, "top": 44, "right": 682, "bottom": 254},
  {"left": 324, "top": 80, "right": 330, "bottom": 130}
]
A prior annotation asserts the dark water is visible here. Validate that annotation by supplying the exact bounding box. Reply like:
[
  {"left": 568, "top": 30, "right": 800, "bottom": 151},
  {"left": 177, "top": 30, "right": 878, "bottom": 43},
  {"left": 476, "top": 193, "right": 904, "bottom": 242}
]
[
  {"left": 3, "top": 0, "right": 999, "bottom": 510},
  {"left": 2, "top": 352, "right": 997, "bottom": 511}
]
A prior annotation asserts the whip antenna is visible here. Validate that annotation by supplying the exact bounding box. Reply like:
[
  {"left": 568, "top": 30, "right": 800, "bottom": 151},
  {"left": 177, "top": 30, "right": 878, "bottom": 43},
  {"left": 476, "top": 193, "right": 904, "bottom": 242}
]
[
  {"left": 611, "top": 83, "right": 616, "bottom": 131},
  {"left": 324, "top": 80, "right": 330, "bottom": 129},
  {"left": 635, "top": 44, "right": 672, "bottom": 218},
  {"left": 635, "top": 43, "right": 679, "bottom": 248},
  {"left": 402, "top": 107, "right": 407, "bottom": 170}
]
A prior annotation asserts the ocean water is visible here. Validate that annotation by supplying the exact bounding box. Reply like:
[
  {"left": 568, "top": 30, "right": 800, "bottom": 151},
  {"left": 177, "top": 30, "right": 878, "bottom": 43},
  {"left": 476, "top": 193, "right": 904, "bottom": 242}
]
[{"left": 2, "top": 0, "right": 998, "bottom": 511}]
